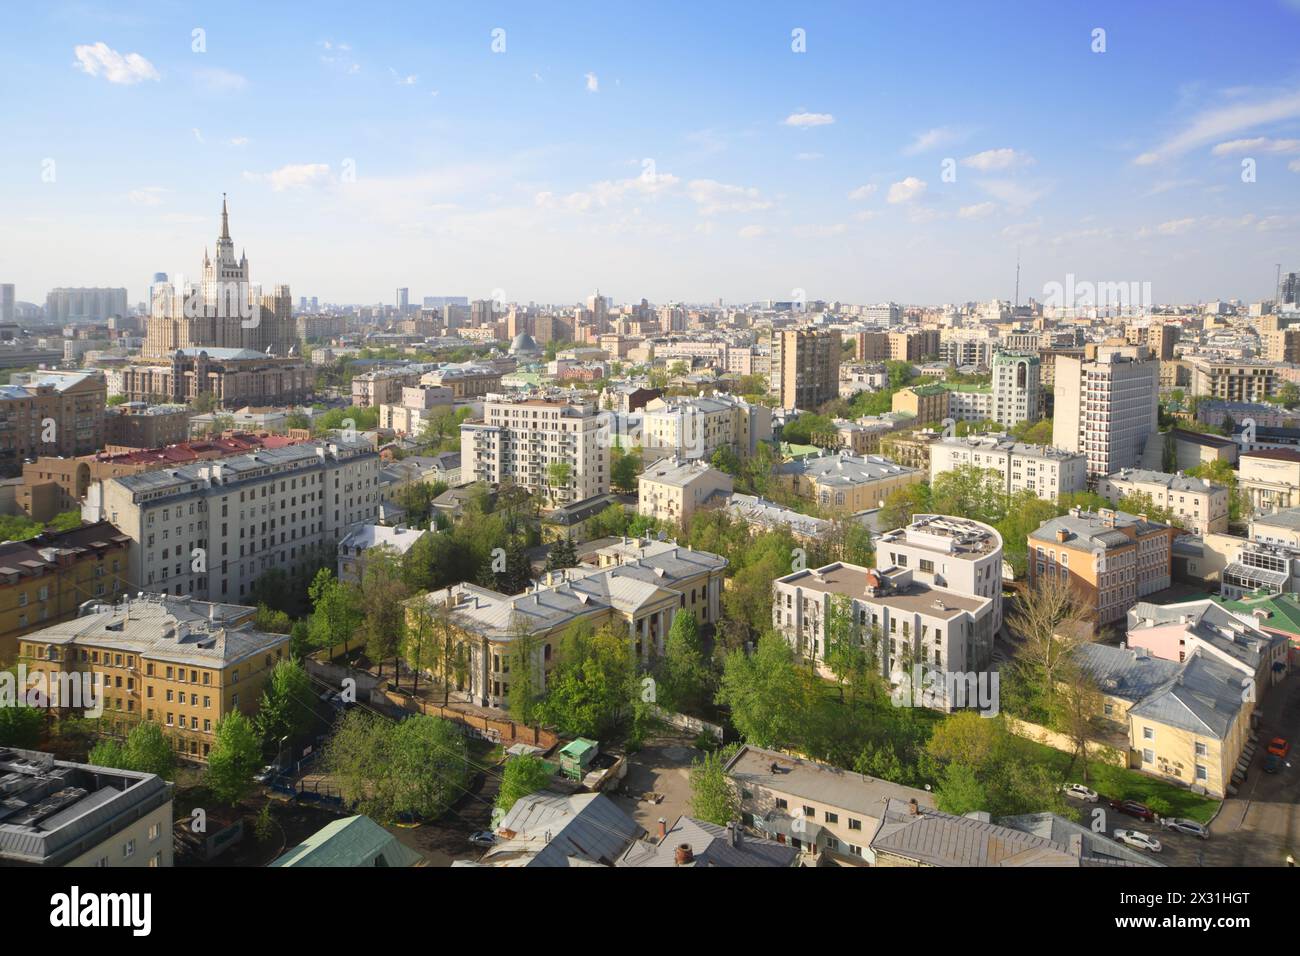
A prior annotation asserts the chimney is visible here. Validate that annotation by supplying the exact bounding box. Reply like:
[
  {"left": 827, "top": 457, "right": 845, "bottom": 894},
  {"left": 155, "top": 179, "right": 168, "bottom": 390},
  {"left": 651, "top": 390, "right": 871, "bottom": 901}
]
[
  {"left": 908, "top": 798, "right": 921, "bottom": 816},
  {"left": 674, "top": 843, "right": 694, "bottom": 865},
  {"left": 727, "top": 821, "right": 742, "bottom": 848},
  {"left": 1056, "top": 528, "right": 1068, "bottom": 543},
  {"left": 657, "top": 817, "right": 667, "bottom": 843}
]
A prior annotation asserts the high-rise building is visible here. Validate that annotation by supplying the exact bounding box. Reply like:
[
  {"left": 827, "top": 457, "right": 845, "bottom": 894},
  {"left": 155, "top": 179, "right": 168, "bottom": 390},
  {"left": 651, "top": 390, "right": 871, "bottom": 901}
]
[
  {"left": 770, "top": 328, "right": 840, "bottom": 411},
  {"left": 1280, "top": 271, "right": 1299, "bottom": 307},
  {"left": 144, "top": 196, "right": 295, "bottom": 358},
  {"left": 991, "top": 351, "right": 1041, "bottom": 429},
  {"left": 45, "top": 287, "right": 128, "bottom": 323},
  {"left": 0, "top": 283, "right": 14, "bottom": 324},
  {"left": 1052, "top": 352, "right": 1159, "bottom": 477},
  {"left": 396, "top": 287, "right": 409, "bottom": 314}
]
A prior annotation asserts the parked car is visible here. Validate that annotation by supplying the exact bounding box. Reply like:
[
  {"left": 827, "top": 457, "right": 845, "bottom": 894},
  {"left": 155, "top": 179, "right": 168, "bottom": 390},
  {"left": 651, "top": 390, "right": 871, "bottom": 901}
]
[
  {"left": 254, "top": 765, "right": 277, "bottom": 784},
  {"left": 1108, "top": 799, "right": 1156, "bottom": 822},
  {"left": 1264, "top": 753, "right": 1282, "bottom": 774},
  {"left": 1267, "top": 736, "right": 1290, "bottom": 758},
  {"left": 1059, "top": 783, "right": 1099, "bottom": 802},
  {"left": 1162, "top": 818, "right": 1209, "bottom": 840},
  {"left": 1114, "top": 829, "right": 1162, "bottom": 853},
  {"left": 468, "top": 831, "right": 497, "bottom": 848}
]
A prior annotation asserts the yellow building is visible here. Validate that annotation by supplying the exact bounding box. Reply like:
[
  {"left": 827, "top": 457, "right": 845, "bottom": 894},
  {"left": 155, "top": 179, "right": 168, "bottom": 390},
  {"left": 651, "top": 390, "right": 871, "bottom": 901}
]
[
  {"left": 19, "top": 594, "right": 289, "bottom": 762},
  {"left": 774, "top": 451, "right": 923, "bottom": 513},
  {"left": 0, "top": 521, "right": 132, "bottom": 665},
  {"left": 891, "top": 384, "right": 949, "bottom": 425}
]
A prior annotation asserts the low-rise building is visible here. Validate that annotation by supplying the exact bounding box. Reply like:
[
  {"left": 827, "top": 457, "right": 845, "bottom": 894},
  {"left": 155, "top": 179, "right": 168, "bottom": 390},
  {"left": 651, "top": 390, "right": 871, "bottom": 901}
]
[
  {"left": 336, "top": 524, "right": 431, "bottom": 584},
  {"left": 1097, "top": 468, "right": 1229, "bottom": 535},
  {"left": 1238, "top": 448, "right": 1300, "bottom": 515},
  {"left": 639, "top": 392, "right": 772, "bottom": 461},
  {"left": 636, "top": 457, "right": 732, "bottom": 527},
  {"left": 929, "top": 435, "right": 1087, "bottom": 500},
  {"left": 18, "top": 594, "right": 290, "bottom": 761},
  {"left": 1028, "top": 508, "right": 1175, "bottom": 630},
  {"left": 724, "top": 493, "right": 831, "bottom": 543},
  {"left": 0, "top": 748, "right": 173, "bottom": 867},
  {"left": 775, "top": 451, "right": 922, "bottom": 513},
  {"left": 724, "top": 744, "right": 934, "bottom": 863}
]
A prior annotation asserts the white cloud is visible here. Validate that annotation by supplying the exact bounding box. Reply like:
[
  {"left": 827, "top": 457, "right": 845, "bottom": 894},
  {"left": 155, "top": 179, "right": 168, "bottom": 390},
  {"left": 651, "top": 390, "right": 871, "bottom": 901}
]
[
  {"left": 1290, "top": 158, "right": 1300, "bottom": 173},
  {"left": 1136, "top": 217, "right": 1199, "bottom": 238},
  {"left": 128, "top": 187, "right": 167, "bottom": 206},
  {"left": 1210, "top": 137, "right": 1300, "bottom": 155},
  {"left": 390, "top": 70, "right": 418, "bottom": 86},
  {"left": 738, "top": 224, "right": 770, "bottom": 239},
  {"left": 1135, "top": 89, "right": 1300, "bottom": 164},
  {"left": 535, "top": 171, "right": 682, "bottom": 213},
  {"left": 848, "top": 184, "right": 877, "bottom": 201},
  {"left": 976, "top": 178, "right": 1050, "bottom": 208},
  {"left": 783, "top": 112, "right": 835, "bottom": 128},
  {"left": 795, "top": 152, "right": 823, "bottom": 161},
  {"left": 961, "top": 148, "right": 1033, "bottom": 171},
  {"left": 191, "top": 128, "right": 204, "bottom": 143},
  {"left": 194, "top": 67, "right": 247, "bottom": 92},
  {"left": 791, "top": 223, "right": 847, "bottom": 238},
  {"left": 903, "top": 127, "right": 959, "bottom": 155},
  {"left": 686, "top": 179, "right": 772, "bottom": 215},
  {"left": 244, "top": 163, "right": 332, "bottom": 191},
  {"left": 887, "top": 177, "right": 927, "bottom": 204},
  {"left": 229, "top": 136, "right": 249, "bottom": 146},
  {"left": 73, "top": 42, "right": 159, "bottom": 85},
  {"left": 585, "top": 72, "right": 599, "bottom": 93},
  {"left": 958, "top": 202, "right": 996, "bottom": 219},
  {"left": 853, "top": 209, "right": 880, "bottom": 222}
]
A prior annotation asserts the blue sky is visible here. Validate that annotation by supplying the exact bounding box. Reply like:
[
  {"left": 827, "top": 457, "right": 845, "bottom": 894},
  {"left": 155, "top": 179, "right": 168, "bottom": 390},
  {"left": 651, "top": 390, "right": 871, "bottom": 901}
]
[{"left": 3, "top": 0, "right": 1300, "bottom": 307}]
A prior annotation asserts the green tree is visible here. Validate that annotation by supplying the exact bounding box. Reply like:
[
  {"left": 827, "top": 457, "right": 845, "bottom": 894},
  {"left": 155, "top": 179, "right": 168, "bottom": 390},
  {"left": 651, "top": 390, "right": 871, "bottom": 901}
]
[
  {"left": 536, "top": 624, "right": 637, "bottom": 739},
  {"left": 507, "top": 614, "right": 542, "bottom": 725},
  {"left": 656, "top": 610, "right": 711, "bottom": 715},
  {"left": 716, "top": 632, "right": 816, "bottom": 750},
  {"left": 358, "top": 547, "right": 412, "bottom": 677},
  {"left": 384, "top": 715, "right": 470, "bottom": 821},
  {"left": 255, "top": 659, "right": 316, "bottom": 751},
  {"left": 611, "top": 445, "right": 642, "bottom": 494},
  {"left": 495, "top": 754, "right": 555, "bottom": 811},
  {"left": 879, "top": 483, "right": 931, "bottom": 533},
  {"left": 688, "top": 749, "right": 741, "bottom": 825},
  {"left": 207, "top": 712, "right": 263, "bottom": 806},
  {"left": 546, "top": 534, "right": 578, "bottom": 571},
  {"left": 307, "top": 568, "right": 363, "bottom": 655}
]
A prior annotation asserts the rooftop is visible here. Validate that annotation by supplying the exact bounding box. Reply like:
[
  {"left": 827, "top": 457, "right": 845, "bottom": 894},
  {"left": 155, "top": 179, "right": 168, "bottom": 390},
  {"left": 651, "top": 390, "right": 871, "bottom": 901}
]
[{"left": 879, "top": 513, "right": 1002, "bottom": 558}]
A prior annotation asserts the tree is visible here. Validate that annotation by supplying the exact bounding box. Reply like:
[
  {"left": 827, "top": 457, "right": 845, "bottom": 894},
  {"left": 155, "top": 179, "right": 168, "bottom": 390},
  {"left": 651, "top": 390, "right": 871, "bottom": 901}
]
[
  {"left": 656, "top": 610, "right": 711, "bottom": 715},
  {"left": 688, "top": 749, "right": 741, "bottom": 825},
  {"left": 358, "top": 547, "right": 412, "bottom": 678},
  {"left": 495, "top": 754, "right": 555, "bottom": 811},
  {"left": 547, "top": 460, "right": 573, "bottom": 505},
  {"left": 255, "top": 659, "right": 316, "bottom": 751},
  {"left": 879, "top": 483, "right": 931, "bottom": 532},
  {"left": 121, "top": 721, "right": 177, "bottom": 779},
  {"left": 546, "top": 534, "right": 578, "bottom": 572},
  {"left": 1008, "top": 572, "right": 1089, "bottom": 712},
  {"left": 1051, "top": 660, "right": 1105, "bottom": 784},
  {"left": 384, "top": 715, "right": 470, "bottom": 821},
  {"left": 207, "top": 712, "right": 263, "bottom": 806},
  {"left": 930, "top": 465, "right": 1007, "bottom": 524},
  {"left": 506, "top": 614, "right": 542, "bottom": 725},
  {"left": 716, "top": 632, "right": 816, "bottom": 750},
  {"left": 823, "top": 594, "right": 872, "bottom": 706},
  {"left": 307, "top": 568, "right": 363, "bottom": 656},
  {"left": 537, "top": 624, "right": 637, "bottom": 739},
  {"left": 611, "top": 445, "right": 642, "bottom": 494}
]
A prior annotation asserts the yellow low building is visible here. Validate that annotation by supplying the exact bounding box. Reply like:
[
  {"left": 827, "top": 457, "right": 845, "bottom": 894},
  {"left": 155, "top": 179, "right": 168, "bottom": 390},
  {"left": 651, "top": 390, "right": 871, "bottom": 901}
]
[
  {"left": 774, "top": 451, "right": 922, "bottom": 513},
  {"left": 18, "top": 594, "right": 289, "bottom": 762}
]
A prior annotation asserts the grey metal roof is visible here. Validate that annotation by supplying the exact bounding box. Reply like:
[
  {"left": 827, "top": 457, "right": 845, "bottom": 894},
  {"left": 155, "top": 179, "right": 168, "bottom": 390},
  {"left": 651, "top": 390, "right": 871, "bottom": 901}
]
[
  {"left": 1128, "top": 651, "right": 1247, "bottom": 740},
  {"left": 870, "top": 799, "right": 1080, "bottom": 867},
  {"left": 482, "top": 791, "right": 644, "bottom": 867},
  {"left": 1073, "top": 643, "right": 1181, "bottom": 703},
  {"left": 997, "top": 813, "right": 1163, "bottom": 867},
  {"left": 618, "top": 815, "right": 797, "bottom": 867}
]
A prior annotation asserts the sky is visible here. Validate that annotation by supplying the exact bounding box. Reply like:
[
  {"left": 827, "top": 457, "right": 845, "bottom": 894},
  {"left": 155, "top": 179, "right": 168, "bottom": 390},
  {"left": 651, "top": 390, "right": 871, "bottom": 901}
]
[{"left": 2, "top": 0, "right": 1300, "bottom": 308}]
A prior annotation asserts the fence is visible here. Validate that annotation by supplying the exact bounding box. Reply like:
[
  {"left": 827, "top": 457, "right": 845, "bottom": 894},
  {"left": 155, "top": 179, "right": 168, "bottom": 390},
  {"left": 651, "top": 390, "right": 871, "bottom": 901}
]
[
  {"left": 379, "top": 688, "right": 560, "bottom": 750},
  {"left": 1005, "top": 717, "right": 1128, "bottom": 767},
  {"left": 647, "top": 704, "right": 724, "bottom": 742}
]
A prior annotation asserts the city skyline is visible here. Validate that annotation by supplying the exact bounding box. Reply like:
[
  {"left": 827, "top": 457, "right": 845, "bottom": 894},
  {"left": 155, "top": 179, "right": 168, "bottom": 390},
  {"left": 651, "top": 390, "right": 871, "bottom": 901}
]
[{"left": 2, "top": 1, "right": 1300, "bottom": 307}]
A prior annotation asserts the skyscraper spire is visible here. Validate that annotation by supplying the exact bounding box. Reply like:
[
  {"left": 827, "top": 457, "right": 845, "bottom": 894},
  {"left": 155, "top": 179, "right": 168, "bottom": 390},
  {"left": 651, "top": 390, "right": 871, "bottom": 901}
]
[{"left": 220, "top": 193, "right": 230, "bottom": 241}]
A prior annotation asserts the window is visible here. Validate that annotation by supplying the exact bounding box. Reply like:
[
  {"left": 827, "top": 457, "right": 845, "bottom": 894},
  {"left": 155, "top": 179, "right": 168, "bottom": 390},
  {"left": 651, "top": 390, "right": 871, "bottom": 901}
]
[
  {"left": 1195, "top": 742, "right": 1207, "bottom": 757},
  {"left": 123, "top": 839, "right": 136, "bottom": 859},
  {"left": 775, "top": 798, "right": 787, "bottom": 810},
  {"left": 1142, "top": 749, "right": 1154, "bottom": 764},
  {"left": 824, "top": 811, "right": 838, "bottom": 824},
  {"left": 1142, "top": 726, "right": 1154, "bottom": 741},
  {"left": 802, "top": 805, "right": 814, "bottom": 817}
]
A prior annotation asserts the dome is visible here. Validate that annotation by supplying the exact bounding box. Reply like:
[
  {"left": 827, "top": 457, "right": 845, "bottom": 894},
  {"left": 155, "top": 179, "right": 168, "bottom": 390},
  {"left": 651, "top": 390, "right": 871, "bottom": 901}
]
[{"left": 509, "top": 332, "right": 540, "bottom": 355}]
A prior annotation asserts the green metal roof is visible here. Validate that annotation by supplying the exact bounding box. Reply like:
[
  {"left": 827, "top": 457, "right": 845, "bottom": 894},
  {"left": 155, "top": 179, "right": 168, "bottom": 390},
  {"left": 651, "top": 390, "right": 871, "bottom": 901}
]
[
  {"left": 558, "top": 737, "right": 598, "bottom": 758},
  {"left": 270, "top": 815, "right": 423, "bottom": 868},
  {"left": 1217, "top": 591, "right": 1300, "bottom": 638}
]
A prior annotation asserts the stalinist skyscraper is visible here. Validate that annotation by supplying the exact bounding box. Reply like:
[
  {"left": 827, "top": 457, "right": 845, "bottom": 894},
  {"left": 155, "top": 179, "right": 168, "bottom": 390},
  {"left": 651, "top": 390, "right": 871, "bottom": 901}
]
[{"left": 145, "top": 195, "right": 294, "bottom": 358}]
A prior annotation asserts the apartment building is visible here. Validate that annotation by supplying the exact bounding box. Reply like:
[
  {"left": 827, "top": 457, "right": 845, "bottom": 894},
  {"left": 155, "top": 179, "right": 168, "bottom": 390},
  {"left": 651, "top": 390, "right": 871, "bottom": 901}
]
[
  {"left": 854, "top": 331, "right": 890, "bottom": 362},
  {"left": 724, "top": 744, "right": 935, "bottom": 863},
  {"left": 351, "top": 366, "right": 427, "bottom": 407},
  {"left": 0, "top": 370, "right": 107, "bottom": 475},
  {"left": 0, "top": 521, "right": 132, "bottom": 664},
  {"left": 18, "top": 594, "right": 289, "bottom": 761},
  {"left": 403, "top": 537, "right": 726, "bottom": 708},
  {"left": 1188, "top": 358, "right": 1277, "bottom": 404},
  {"left": 774, "top": 451, "right": 922, "bottom": 513},
  {"left": 928, "top": 435, "right": 1088, "bottom": 500},
  {"left": 639, "top": 392, "right": 772, "bottom": 461},
  {"left": 378, "top": 384, "right": 453, "bottom": 437},
  {"left": 104, "top": 403, "right": 191, "bottom": 449},
  {"left": 770, "top": 328, "right": 840, "bottom": 411},
  {"left": 419, "top": 362, "right": 502, "bottom": 398},
  {"left": 888, "top": 329, "right": 940, "bottom": 362},
  {"left": 460, "top": 393, "right": 610, "bottom": 506},
  {"left": 878, "top": 429, "right": 943, "bottom": 471},
  {"left": 80, "top": 440, "right": 380, "bottom": 605},
  {"left": 1097, "top": 468, "right": 1228, "bottom": 534},
  {"left": 337, "top": 524, "right": 431, "bottom": 585},
  {"left": 1052, "top": 353, "right": 1160, "bottom": 477},
  {"left": 1028, "top": 508, "right": 1175, "bottom": 630},
  {"left": 636, "top": 457, "right": 733, "bottom": 527},
  {"left": 991, "top": 351, "right": 1041, "bottom": 429},
  {"left": 0, "top": 748, "right": 173, "bottom": 867},
  {"left": 945, "top": 385, "right": 994, "bottom": 423}
]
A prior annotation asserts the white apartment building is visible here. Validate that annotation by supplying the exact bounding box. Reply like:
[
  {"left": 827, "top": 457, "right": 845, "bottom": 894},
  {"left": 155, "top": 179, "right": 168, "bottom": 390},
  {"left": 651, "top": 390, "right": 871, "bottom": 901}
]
[
  {"left": 82, "top": 440, "right": 380, "bottom": 604},
  {"left": 929, "top": 435, "right": 1088, "bottom": 501},
  {"left": 991, "top": 351, "right": 1041, "bottom": 429},
  {"left": 945, "top": 387, "right": 994, "bottom": 423},
  {"left": 378, "top": 384, "right": 453, "bottom": 437},
  {"left": 1052, "top": 352, "right": 1160, "bottom": 477},
  {"left": 639, "top": 392, "right": 773, "bottom": 461},
  {"left": 1097, "top": 468, "right": 1229, "bottom": 535},
  {"left": 460, "top": 393, "right": 610, "bottom": 506},
  {"left": 771, "top": 514, "right": 1003, "bottom": 710}
]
